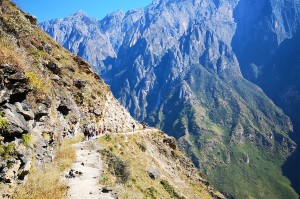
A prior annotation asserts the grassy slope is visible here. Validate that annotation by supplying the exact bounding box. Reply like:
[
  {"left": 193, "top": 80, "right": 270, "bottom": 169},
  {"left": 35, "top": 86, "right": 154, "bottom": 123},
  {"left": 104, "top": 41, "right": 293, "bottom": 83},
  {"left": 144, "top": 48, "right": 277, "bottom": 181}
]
[{"left": 98, "top": 130, "right": 223, "bottom": 199}]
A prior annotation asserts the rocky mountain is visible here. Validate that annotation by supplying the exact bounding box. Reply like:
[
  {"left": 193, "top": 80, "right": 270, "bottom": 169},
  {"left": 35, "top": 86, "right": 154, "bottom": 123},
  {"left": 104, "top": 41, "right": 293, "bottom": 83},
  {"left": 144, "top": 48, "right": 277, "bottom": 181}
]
[
  {"left": 232, "top": 0, "right": 300, "bottom": 193},
  {"left": 0, "top": 1, "right": 225, "bottom": 198},
  {"left": 40, "top": 0, "right": 299, "bottom": 198}
]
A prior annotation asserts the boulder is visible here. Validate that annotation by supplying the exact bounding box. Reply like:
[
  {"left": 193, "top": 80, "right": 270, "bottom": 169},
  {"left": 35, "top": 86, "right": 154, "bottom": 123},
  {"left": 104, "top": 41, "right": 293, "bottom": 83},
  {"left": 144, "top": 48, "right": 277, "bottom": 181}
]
[
  {"left": 0, "top": 88, "right": 11, "bottom": 104},
  {"left": 4, "top": 160, "right": 21, "bottom": 183},
  {"left": 55, "top": 54, "right": 62, "bottom": 61},
  {"left": 43, "top": 44, "right": 53, "bottom": 54},
  {"left": 94, "top": 109, "right": 101, "bottom": 116},
  {"left": 0, "top": 65, "right": 17, "bottom": 75},
  {"left": 24, "top": 13, "right": 37, "bottom": 25},
  {"left": 50, "top": 75, "right": 62, "bottom": 85},
  {"left": 67, "top": 65, "right": 75, "bottom": 72},
  {"left": 65, "top": 169, "right": 83, "bottom": 178},
  {"left": 7, "top": 73, "right": 28, "bottom": 83},
  {"left": 15, "top": 102, "right": 34, "bottom": 121},
  {"left": 57, "top": 98, "right": 72, "bottom": 116},
  {"left": 147, "top": 167, "right": 161, "bottom": 180},
  {"left": 11, "top": 86, "right": 31, "bottom": 95},
  {"left": 74, "top": 79, "right": 87, "bottom": 89},
  {"left": 101, "top": 186, "right": 113, "bottom": 193},
  {"left": 3, "top": 104, "right": 29, "bottom": 137},
  {"left": 45, "top": 61, "right": 61, "bottom": 74},
  {"left": 18, "top": 160, "right": 31, "bottom": 180},
  {"left": 15, "top": 144, "right": 31, "bottom": 164},
  {"left": 34, "top": 103, "right": 48, "bottom": 121}
]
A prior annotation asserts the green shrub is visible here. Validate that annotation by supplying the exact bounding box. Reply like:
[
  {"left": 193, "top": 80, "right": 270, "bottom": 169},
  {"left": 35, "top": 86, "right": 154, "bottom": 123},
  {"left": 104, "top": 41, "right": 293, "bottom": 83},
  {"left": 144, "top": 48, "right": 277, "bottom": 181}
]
[
  {"left": 74, "top": 95, "right": 83, "bottom": 105},
  {"left": 22, "top": 134, "right": 32, "bottom": 147},
  {"left": 30, "top": 49, "right": 47, "bottom": 59},
  {"left": 0, "top": 143, "right": 17, "bottom": 160},
  {"left": 100, "top": 149, "right": 130, "bottom": 184},
  {"left": 42, "top": 132, "right": 51, "bottom": 142},
  {"left": 104, "top": 134, "right": 111, "bottom": 142},
  {"left": 160, "top": 180, "right": 186, "bottom": 199},
  {"left": 101, "top": 173, "right": 110, "bottom": 184},
  {"left": 0, "top": 114, "right": 8, "bottom": 131},
  {"left": 25, "top": 72, "right": 42, "bottom": 90},
  {"left": 145, "top": 187, "right": 158, "bottom": 199}
]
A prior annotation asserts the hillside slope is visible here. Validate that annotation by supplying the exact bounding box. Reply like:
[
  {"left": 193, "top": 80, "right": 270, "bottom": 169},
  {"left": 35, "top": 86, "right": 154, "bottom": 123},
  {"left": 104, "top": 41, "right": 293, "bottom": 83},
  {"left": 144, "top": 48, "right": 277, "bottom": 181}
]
[
  {"left": 0, "top": 0, "right": 139, "bottom": 196},
  {"left": 40, "top": 0, "right": 299, "bottom": 198},
  {"left": 98, "top": 129, "right": 224, "bottom": 199}
]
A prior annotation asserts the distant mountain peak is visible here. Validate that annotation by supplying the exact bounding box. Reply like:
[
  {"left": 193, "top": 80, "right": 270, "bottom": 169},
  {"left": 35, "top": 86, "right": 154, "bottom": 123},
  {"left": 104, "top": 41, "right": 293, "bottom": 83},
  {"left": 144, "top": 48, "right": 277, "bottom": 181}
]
[{"left": 72, "top": 10, "right": 88, "bottom": 17}]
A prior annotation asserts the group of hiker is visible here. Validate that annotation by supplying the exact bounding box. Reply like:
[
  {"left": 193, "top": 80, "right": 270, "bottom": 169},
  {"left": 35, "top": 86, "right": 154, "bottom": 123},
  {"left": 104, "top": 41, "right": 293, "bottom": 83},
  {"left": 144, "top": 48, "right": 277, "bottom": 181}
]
[
  {"left": 82, "top": 124, "right": 106, "bottom": 140},
  {"left": 81, "top": 121, "right": 150, "bottom": 141}
]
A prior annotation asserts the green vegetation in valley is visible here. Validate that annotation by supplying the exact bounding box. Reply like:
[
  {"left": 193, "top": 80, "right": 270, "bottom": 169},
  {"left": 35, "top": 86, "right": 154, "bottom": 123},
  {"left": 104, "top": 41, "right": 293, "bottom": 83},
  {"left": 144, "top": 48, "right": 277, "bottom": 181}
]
[{"left": 148, "top": 64, "right": 297, "bottom": 199}]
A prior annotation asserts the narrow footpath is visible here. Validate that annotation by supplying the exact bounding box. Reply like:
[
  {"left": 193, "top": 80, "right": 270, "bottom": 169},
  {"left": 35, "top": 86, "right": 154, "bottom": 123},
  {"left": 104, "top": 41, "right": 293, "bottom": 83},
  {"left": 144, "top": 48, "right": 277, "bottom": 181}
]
[{"left": 65, "top": 141, "right": 115, "bottom": 199}]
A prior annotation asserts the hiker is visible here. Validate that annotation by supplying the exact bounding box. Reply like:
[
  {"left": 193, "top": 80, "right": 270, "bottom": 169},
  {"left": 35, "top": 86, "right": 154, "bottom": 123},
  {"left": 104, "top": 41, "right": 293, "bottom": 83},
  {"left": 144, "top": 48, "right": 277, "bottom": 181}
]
[
  {"left": 132, "top": 124, "right": 135, "bottom": 132},
  {"left": 83, "top": 125, "right": 89, "bottom": 141},
  {"left": 98, "top": 127, "right": 102, "bottom": 135},
  {"left": 88, "top": 126, "right": 93, "bottom": 140},
  {"left": 49, "top": 132, "right": 55, "bottom": 145},
  {"left": 93, "top": 125, "right": 97, "bottom": 137}
]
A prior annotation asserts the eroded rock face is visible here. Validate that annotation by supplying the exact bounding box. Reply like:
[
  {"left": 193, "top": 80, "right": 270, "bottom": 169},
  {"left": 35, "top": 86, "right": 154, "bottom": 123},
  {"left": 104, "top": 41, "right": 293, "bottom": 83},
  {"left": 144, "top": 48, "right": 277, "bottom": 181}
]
[
  {"left": 0, "top": 2, "right": 140, "bottom": 196},
  {"left": 0, "top": 66, "right": 45, "bottom": 195}
]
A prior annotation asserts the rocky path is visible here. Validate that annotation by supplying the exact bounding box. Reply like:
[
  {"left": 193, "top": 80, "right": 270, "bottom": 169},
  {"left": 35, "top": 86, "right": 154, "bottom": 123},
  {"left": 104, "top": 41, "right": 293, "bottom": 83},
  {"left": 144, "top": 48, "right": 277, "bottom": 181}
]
[
  {"left": 65, "top": 141, "right": 115, "bottom": 199},
  {"left": 64, "top": 129, "right": 149, "bottom": 199}
]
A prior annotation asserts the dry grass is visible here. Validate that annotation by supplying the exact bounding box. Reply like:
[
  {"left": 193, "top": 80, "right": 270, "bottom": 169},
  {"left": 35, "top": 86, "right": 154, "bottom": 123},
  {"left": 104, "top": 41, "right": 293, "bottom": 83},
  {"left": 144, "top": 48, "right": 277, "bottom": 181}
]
[
  {"left": 98, "top": 131, "right": 213, "bottom": 199},
  {"left": 12, "top": 135, "right": 82, "bottom": 199},
  {"left": 0, "top": 46, "right": 25, "bottom": 67}
]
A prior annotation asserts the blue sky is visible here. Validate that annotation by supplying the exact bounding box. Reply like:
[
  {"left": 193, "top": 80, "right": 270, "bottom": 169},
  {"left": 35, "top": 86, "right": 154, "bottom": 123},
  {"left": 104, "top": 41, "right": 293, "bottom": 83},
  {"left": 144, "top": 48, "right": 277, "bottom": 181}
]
[{"left": 13, "top": 0, "right": 152, "bottom": 22}]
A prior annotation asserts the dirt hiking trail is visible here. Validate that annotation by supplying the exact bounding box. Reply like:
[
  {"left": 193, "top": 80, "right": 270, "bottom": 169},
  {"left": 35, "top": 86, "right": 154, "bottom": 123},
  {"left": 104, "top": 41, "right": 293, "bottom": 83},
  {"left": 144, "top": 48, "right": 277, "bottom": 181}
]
[{"left": 65, "top": 141, "right": 115, "bottom": 199}]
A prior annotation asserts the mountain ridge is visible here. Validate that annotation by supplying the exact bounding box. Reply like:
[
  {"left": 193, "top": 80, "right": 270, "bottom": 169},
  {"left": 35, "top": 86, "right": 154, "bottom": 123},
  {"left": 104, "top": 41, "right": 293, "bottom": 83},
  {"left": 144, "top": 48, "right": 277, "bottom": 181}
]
[{"left": 40, "top": 0, "right": 299, "bottom": 198}]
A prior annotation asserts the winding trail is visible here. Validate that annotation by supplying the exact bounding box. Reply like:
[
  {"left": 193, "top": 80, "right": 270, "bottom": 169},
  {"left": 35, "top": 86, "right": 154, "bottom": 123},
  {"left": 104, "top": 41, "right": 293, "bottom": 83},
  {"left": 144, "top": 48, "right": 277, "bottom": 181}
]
[{"left": 66, "top": 141, "right": 114, "bottom": 199}]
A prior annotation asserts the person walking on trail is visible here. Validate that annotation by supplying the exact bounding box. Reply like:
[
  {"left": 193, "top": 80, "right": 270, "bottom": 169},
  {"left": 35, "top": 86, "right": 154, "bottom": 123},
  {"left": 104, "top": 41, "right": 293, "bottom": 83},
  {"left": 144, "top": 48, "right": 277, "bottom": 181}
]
[
  {"left": 132, "top": 124, "right": 135, "bottom": 132},
  {"left": 98, "top": 127, "right": 102, "bottom": 135},
  {"left": 88, "top": 126, "right": 93, "bottom": 140},
  {"left": 83, "top": 125, "right": 89, "bottom": 141}
]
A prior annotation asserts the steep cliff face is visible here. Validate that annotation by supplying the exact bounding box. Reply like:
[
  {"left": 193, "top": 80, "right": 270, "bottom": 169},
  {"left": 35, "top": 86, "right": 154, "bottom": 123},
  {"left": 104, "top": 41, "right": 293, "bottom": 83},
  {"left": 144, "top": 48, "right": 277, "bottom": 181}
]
[
  {"left": 232, "top": 0, "right": 300, "bottom": 193},
  {"left": 232, "top": 0, "right": 300, "bottom": 133},
  {"left": 0, "top": 0, "right": 140, "bottom": 196},
  {"left": 40, "top": 0, "right": 299, "bottom": 198}
]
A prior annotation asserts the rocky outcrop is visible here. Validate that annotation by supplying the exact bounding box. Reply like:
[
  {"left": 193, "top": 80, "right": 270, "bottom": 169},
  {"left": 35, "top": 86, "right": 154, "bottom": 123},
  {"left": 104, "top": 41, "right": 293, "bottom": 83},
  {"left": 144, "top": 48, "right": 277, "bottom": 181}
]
[{"left": 147, "top": 166, "right": 161, "bottom": 180}]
